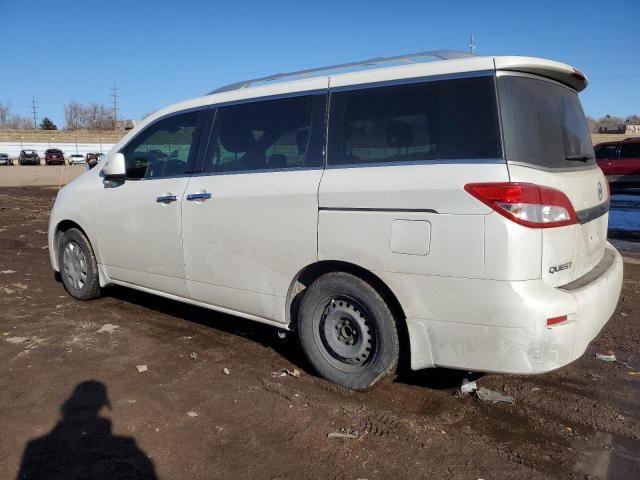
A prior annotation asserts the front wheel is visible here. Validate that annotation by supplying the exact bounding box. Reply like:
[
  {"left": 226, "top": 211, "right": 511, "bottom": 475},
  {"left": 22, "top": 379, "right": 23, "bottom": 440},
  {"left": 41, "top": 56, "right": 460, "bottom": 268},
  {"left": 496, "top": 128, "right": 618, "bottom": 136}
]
[
  {"left": 59, "top": 228, "right": 101, "bottom": 300},
  {"left": 298, "top": 272, "right": 399, "bottom": 390}
]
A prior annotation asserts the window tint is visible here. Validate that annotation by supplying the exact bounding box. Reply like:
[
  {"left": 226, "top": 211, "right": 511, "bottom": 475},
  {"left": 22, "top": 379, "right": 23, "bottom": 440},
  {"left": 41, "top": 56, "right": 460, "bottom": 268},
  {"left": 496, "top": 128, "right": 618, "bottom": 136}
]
[
  {"left": 498, "top": 76, "right": 595, "bottom": 169},
  {"left": 594, "top": 144, "right": 618, "bottom": 160},
  {"left": 122, "top": 110, "right": 201, "bottom": 179},
  {"left": 203, "top": 96, "right": 313, "bottom": 173},
  {"left": 620, "top": 142, "right": 640, "bottom": 159},
  {"left": 327, "top": 76, "right": 501, "bottom": 166}
]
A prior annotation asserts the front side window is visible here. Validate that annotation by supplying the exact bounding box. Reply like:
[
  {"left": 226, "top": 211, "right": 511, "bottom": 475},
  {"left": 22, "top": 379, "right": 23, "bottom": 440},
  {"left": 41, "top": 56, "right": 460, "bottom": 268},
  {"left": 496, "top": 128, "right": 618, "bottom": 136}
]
[
  {"left": 328, "top": 76, "right": 502, "bottom": 166},
  {"left": 620, "top": 142, "right": 640, "bottom": 159},
  {"left": 202, "top": 95, "right": 313, "bottom": 173},
  {"left": 122, "top": 110, "right": 201, "bottom": 179}
]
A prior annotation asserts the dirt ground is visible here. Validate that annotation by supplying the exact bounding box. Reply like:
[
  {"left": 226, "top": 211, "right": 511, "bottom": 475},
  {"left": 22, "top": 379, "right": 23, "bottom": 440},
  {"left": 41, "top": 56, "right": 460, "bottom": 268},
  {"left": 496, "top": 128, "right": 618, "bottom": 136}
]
[
  {"left": 0, "top": 164, "right": 84, "bottom": 188},
  {"left": 1, "top": 186, "right": 639, "bottom": 480}
]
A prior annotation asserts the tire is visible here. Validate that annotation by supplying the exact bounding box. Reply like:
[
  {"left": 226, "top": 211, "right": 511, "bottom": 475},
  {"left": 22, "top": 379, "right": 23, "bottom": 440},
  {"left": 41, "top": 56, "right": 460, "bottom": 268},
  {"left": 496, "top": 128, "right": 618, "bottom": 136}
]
[
  {"left": 298, "top": 272, "right": 400, "bottom": 390},
  {"left": 58, "top": 228, "right": 101, "bottom": 300}
]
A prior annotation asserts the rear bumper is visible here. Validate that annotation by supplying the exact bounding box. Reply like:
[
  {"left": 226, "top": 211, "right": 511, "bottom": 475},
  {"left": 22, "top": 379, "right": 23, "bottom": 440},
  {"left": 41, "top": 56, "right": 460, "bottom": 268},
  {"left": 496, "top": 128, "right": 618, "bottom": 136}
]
[{"left": 381, "top": 243, "right": 623, "bottom": 373}]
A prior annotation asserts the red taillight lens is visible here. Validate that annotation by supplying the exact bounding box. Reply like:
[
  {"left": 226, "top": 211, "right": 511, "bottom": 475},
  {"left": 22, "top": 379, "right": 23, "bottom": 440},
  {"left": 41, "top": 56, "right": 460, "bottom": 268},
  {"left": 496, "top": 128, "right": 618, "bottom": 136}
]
[
  {"left": 546, "top": 315, "right": 568, "bottom": 327},
  {"left": 464, "top": 182, "right": 578, "bottom": 228}
]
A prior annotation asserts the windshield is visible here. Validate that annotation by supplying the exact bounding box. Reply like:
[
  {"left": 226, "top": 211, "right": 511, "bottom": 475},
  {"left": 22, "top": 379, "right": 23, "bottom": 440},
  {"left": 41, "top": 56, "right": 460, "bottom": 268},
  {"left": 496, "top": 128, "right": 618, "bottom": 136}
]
[{"left": 498, "top": 75, "right": 595, "bottom": 169}]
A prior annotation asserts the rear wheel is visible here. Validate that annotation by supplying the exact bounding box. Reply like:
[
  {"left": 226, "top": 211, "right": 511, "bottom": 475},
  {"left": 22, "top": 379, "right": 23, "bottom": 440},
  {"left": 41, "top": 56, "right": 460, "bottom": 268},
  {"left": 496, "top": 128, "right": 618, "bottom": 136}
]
[
  {"left": 298, "top": 272, "right": 399, "bottom": 390},
  {"left": 59, "top": 228, "right": 101, "bottom": 300}
]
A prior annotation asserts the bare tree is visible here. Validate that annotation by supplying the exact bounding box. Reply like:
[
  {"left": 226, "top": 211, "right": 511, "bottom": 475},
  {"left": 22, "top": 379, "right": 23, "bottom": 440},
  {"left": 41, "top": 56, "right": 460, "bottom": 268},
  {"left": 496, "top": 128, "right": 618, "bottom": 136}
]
[
  {"left": 65, "top": 101, "right": 114, "bottom": 130},
  {"left": 0, "top": 102, "right": 11, "bottom": 125}
]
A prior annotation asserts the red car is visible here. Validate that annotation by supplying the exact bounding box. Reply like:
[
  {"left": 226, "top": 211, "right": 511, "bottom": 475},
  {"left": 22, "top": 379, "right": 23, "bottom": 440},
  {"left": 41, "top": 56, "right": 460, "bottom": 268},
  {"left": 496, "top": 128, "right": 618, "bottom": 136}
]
[
  {"left": 44, "top": 149, "right": 65, "bottom": 165},
  {"left": 595, "top": 137, "right": 640, "bottom": 190}
]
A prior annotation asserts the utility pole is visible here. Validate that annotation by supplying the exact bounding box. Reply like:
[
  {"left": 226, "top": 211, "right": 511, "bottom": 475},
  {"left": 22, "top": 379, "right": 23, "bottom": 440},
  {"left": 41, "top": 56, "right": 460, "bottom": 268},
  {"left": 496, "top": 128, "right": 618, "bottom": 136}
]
[
  {"left": 31, "top": 97, "right": 38, "bottom": 129},
  {"left": 469, "top": 35, "right": 476, "bottom": 55},
  {"left": 111, "top": 82, "right": 119, "bottom": 130}
]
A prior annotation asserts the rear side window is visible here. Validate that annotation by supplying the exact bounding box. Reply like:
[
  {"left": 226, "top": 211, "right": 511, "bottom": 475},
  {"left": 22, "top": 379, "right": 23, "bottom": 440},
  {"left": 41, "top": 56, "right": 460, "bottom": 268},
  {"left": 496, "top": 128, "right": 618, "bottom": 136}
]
[
  {"left": 620, "top": 142, "right": 640, "bottom": 159},
  {"left": 594, "top": 144, "right": 618, "bottom": 159},
  {"left": 202, "top": 95, "right": 320, "bottom": 173},
  {"left": 327, "top": 76, "right": 501, "bottom": 166},
  {"left": 498, "top": 75, "right": 595, "bottom": 169}
]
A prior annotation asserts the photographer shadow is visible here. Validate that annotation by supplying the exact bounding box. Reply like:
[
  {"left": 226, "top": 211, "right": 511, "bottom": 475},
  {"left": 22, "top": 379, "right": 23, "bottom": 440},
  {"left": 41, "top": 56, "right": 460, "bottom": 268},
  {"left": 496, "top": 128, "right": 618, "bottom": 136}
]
[{"left": 17, "top": 380, "right": 157, "bottom": 480}]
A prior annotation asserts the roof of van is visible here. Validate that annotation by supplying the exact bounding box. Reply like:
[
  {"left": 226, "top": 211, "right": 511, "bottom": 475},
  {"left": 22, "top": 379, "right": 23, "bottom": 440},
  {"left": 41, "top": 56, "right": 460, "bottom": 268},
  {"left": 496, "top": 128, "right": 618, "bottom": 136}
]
[
  {"left": 208, "top": 50, "right": 588, "bottom": 96},
  {"left": 118, "top": 51, "right": 587, "bottom": 149}
]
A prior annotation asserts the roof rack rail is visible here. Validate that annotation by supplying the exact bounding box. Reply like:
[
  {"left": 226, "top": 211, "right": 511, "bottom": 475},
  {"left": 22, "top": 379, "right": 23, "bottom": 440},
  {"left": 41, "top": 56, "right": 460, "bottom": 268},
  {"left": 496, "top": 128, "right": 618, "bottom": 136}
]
[{"left": 208, "top": 50, "right": 476, "bottom": 95}]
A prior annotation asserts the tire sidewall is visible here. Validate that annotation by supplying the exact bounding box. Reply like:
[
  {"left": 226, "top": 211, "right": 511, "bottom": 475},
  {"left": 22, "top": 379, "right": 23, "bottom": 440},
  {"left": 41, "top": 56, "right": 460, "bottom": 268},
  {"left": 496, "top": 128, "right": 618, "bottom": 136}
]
[
  {"left": 59, "top": 228, "right": 99, "bottom": 300},
  {"left": 298, "top": 272, "right": 399, "bottom": 390}
]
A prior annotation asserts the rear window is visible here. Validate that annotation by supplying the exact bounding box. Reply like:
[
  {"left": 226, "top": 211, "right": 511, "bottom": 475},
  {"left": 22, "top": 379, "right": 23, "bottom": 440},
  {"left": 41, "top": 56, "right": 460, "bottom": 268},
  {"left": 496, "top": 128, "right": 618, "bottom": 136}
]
[
  {"left": 498, "top": 75, "right": 595, "bottom": 169},
  {"left": 327, "top": 76, "right": 502, "bottom": 166}
]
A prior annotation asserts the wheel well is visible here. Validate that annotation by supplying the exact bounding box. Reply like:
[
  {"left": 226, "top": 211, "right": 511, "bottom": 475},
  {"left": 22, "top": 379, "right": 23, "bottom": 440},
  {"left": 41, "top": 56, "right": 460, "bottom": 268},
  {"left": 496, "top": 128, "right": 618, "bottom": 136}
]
[
  {"left": 53, "top": 220, "right": 87, "bottom": 270},
  {"left": 287, "top": 260, "right": 406, "bottom": 328}
]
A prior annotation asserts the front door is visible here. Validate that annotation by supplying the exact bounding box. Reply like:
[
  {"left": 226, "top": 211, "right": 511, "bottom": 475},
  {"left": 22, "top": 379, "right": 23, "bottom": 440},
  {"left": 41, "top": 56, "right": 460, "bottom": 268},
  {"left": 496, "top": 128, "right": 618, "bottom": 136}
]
[{"left": 97, "top": 109, "right": 204, "bottom": 297}]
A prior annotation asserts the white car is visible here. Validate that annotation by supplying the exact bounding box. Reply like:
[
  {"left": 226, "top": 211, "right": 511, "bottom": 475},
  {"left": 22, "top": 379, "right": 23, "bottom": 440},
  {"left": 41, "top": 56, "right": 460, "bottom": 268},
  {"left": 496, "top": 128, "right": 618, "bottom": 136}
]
[
  {"left": 48, "top": 50, "right": 623, "bottom": 390},
  {"left": 68, "top": 154, "right": 86, "bottom": 165}
]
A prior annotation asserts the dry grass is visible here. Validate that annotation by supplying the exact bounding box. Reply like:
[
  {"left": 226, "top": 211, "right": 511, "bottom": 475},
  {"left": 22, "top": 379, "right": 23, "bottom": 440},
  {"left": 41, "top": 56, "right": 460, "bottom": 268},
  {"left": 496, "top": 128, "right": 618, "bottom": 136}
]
[{"left": 0, "top": 130, "right": 636, "bottom": 146}]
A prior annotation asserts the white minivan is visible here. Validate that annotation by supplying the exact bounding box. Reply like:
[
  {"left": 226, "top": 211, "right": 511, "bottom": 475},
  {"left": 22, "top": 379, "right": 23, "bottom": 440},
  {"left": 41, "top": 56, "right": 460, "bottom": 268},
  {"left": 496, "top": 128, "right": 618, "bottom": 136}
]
[{"left": 49, "top": 51, "right": 623, "bottom": 390}]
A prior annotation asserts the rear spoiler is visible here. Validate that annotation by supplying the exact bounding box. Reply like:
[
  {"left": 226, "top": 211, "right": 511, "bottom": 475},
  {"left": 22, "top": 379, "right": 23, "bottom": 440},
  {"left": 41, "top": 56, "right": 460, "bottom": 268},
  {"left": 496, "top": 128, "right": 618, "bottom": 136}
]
[{"left": 493, "top": 56, "right": 588, "bottom": 92}]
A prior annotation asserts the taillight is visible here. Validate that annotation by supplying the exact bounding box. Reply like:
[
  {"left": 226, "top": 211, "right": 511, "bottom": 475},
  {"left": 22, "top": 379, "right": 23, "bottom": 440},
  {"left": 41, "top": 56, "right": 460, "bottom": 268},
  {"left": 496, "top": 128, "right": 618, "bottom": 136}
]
[{"left": 464, "top": 182, "right": 578, "bottom": 228}]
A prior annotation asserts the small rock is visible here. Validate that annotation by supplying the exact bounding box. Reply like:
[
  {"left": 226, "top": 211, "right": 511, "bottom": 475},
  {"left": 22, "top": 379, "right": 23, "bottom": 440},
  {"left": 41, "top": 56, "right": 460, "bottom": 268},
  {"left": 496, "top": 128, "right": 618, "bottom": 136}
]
[
  {"left": 460, "top": 378, "right": 477, "bottom": 394},
  {"left": 12, "top": 283, "right": 28, "bottom": 290},
  {"left": 0, "top": 270, "right": 16, "bottom": 274},
  {"left": 189, "top": 352, "right": 198, "bottom": 360},
  {"left": 40, "top": 246, "right": 48, "bottom": 250},
  {"left": 620, "top": 312, "right": 628, "bottom": 317},
  {"left": 136, "top": 365, "right": 148, "bottom": 373},
  {"left": 6, "top": 336, "right": 29, "bottom": 344},
  {"left": 187, "top": 411, "right": 198, "bottom": 417},
  {"left": 3, "top": 288, "right": 15, "bottom": 294},
  {"left": 96, "top": 324, "right": 119, "bottom": 334},
  {"left": 222, "top": 368, "right": 230, "bottom": 375}
]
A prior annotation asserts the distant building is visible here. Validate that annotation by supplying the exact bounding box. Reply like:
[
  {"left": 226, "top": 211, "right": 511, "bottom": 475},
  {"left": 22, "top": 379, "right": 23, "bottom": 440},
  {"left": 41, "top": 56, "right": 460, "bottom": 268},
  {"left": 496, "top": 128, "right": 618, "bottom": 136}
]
[{"left": 599, "top": 124, "right": 640, "bottom": 134}]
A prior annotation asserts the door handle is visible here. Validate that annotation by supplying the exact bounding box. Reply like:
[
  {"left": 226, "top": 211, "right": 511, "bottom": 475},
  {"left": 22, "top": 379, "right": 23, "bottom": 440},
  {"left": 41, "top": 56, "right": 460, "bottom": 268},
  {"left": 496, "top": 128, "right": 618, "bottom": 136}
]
[
  {"left": 156, "top": 194, "right": 177, "bottom": 204},
  {"left": 186, "top": 191, "right": 212, "bottom": 201}
]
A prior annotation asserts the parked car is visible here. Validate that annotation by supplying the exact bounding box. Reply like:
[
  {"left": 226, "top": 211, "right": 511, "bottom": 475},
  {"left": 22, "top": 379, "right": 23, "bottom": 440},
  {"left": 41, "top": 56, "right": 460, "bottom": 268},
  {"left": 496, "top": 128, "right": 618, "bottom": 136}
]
[
  {"left": 45, "top": 148, "right": 65, "bottom": 165},
  {"left": 68, "top": 154, "right": 86, "bottom": 165},
  {"left": 0, "top": 153, "right": 13, "bottom": 166},
  {"left": 19, "top": 150, "right": 40, "bottom": 165},
  {"left": 48, "top": 51, "right": 623, "bottom": 390},
  {"left": 595, "top": 137, "right": 640, "bottom": 190},
  {"left": 85, "top": 153, "right": 100, "bottom": 169}
]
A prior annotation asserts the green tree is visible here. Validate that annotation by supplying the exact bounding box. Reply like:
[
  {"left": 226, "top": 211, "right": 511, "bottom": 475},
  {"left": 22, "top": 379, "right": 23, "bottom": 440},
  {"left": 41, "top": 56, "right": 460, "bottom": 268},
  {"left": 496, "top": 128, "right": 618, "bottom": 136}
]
[{"left": 39, "top": 117, "right": 57, "bottom": 130}]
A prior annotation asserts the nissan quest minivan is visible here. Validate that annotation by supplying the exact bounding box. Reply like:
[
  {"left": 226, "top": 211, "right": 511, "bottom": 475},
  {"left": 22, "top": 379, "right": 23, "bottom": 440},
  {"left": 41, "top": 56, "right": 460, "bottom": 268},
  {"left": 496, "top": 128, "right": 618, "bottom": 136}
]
[{"left": 48, "top": 51, "right": 623, "bottom": 390}]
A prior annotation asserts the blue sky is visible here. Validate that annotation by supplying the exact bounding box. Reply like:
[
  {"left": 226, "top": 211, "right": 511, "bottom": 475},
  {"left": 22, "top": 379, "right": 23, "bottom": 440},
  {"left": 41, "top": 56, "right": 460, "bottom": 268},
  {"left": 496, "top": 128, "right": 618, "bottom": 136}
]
[{"left": 1, "top": 0, "right": 638, "bottom": 127}]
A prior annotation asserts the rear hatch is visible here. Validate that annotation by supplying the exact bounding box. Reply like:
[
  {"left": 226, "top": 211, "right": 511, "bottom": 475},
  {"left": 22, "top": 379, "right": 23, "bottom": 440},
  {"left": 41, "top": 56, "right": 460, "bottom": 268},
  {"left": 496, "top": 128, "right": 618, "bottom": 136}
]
[{"left": 497, "top": 72, "right": 608, "bottom": 287}]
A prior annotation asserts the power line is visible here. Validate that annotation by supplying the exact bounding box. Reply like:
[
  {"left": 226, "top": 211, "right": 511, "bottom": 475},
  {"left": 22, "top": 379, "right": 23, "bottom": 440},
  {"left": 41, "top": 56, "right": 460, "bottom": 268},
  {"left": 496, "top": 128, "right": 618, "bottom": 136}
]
[
  {"left": 111, "top": 82, "right": 119, "bottom": 130},
  {"left": 31, "top": 97, "right": 38, "bottom": 129}
]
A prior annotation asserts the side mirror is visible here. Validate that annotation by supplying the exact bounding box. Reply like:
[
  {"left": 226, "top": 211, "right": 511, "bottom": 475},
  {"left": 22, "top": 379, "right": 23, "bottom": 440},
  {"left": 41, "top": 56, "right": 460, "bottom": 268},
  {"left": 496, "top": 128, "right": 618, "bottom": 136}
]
[{"left": 102, "top": 152, "right": 126, "bottom": 180}]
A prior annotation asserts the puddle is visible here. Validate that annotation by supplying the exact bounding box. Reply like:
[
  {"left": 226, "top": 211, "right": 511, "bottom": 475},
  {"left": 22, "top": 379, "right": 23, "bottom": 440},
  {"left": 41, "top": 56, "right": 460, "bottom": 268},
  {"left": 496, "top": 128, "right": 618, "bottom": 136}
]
[{"left": 573, "top": 432, "right": 640, "bottom": 479}]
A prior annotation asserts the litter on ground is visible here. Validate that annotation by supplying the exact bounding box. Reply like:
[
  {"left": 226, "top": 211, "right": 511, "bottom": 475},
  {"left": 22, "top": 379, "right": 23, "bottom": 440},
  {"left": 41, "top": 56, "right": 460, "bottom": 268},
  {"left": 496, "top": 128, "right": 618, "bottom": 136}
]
[
  {"left": 96, "top": 324, "right": 120, "bottom": 334},
  {"left": 136, "top": 365, "right": 148, "bottom": 373},
  {"left": 6, "top": 336, "right": 29, "bottom": 344},
  {"left": 595, "top": 353, "right": 616, "bottom": 362},
  {"left": 222, "top": 368, "right": 230, "bottom": 375},
  {"left": 187, "top": 411, "right": 198, "bottom": 417},
  {"left": 460, "top": 378, "right": 477, "bottom": 394},
  {"left": 328, "top": 429, "right": 358, "bottom": 439},
  {"left": 477, "top": 387, "right": 515, "bottom": 404}
]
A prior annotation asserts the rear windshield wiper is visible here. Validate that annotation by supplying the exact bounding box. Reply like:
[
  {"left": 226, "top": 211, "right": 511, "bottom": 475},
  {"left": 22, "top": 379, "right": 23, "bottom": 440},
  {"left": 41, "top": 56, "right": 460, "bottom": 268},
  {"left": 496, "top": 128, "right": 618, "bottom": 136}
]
[{"left": 565, "top": 154, "right": 594, "bottom": 162}]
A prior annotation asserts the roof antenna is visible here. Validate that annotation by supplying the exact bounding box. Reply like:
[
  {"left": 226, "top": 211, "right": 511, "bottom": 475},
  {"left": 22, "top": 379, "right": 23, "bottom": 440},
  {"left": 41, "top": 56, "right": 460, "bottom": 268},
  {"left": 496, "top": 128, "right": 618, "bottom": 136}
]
[{"left": 469, "top": 34, "right": 476, "bottom": 54}]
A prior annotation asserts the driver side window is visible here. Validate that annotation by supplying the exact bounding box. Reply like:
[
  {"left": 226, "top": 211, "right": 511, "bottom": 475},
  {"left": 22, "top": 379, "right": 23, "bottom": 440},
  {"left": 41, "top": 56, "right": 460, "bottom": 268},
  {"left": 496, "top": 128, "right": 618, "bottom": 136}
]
[{"left": 122, "top": 110, "right": 201, "bottom": 179}]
